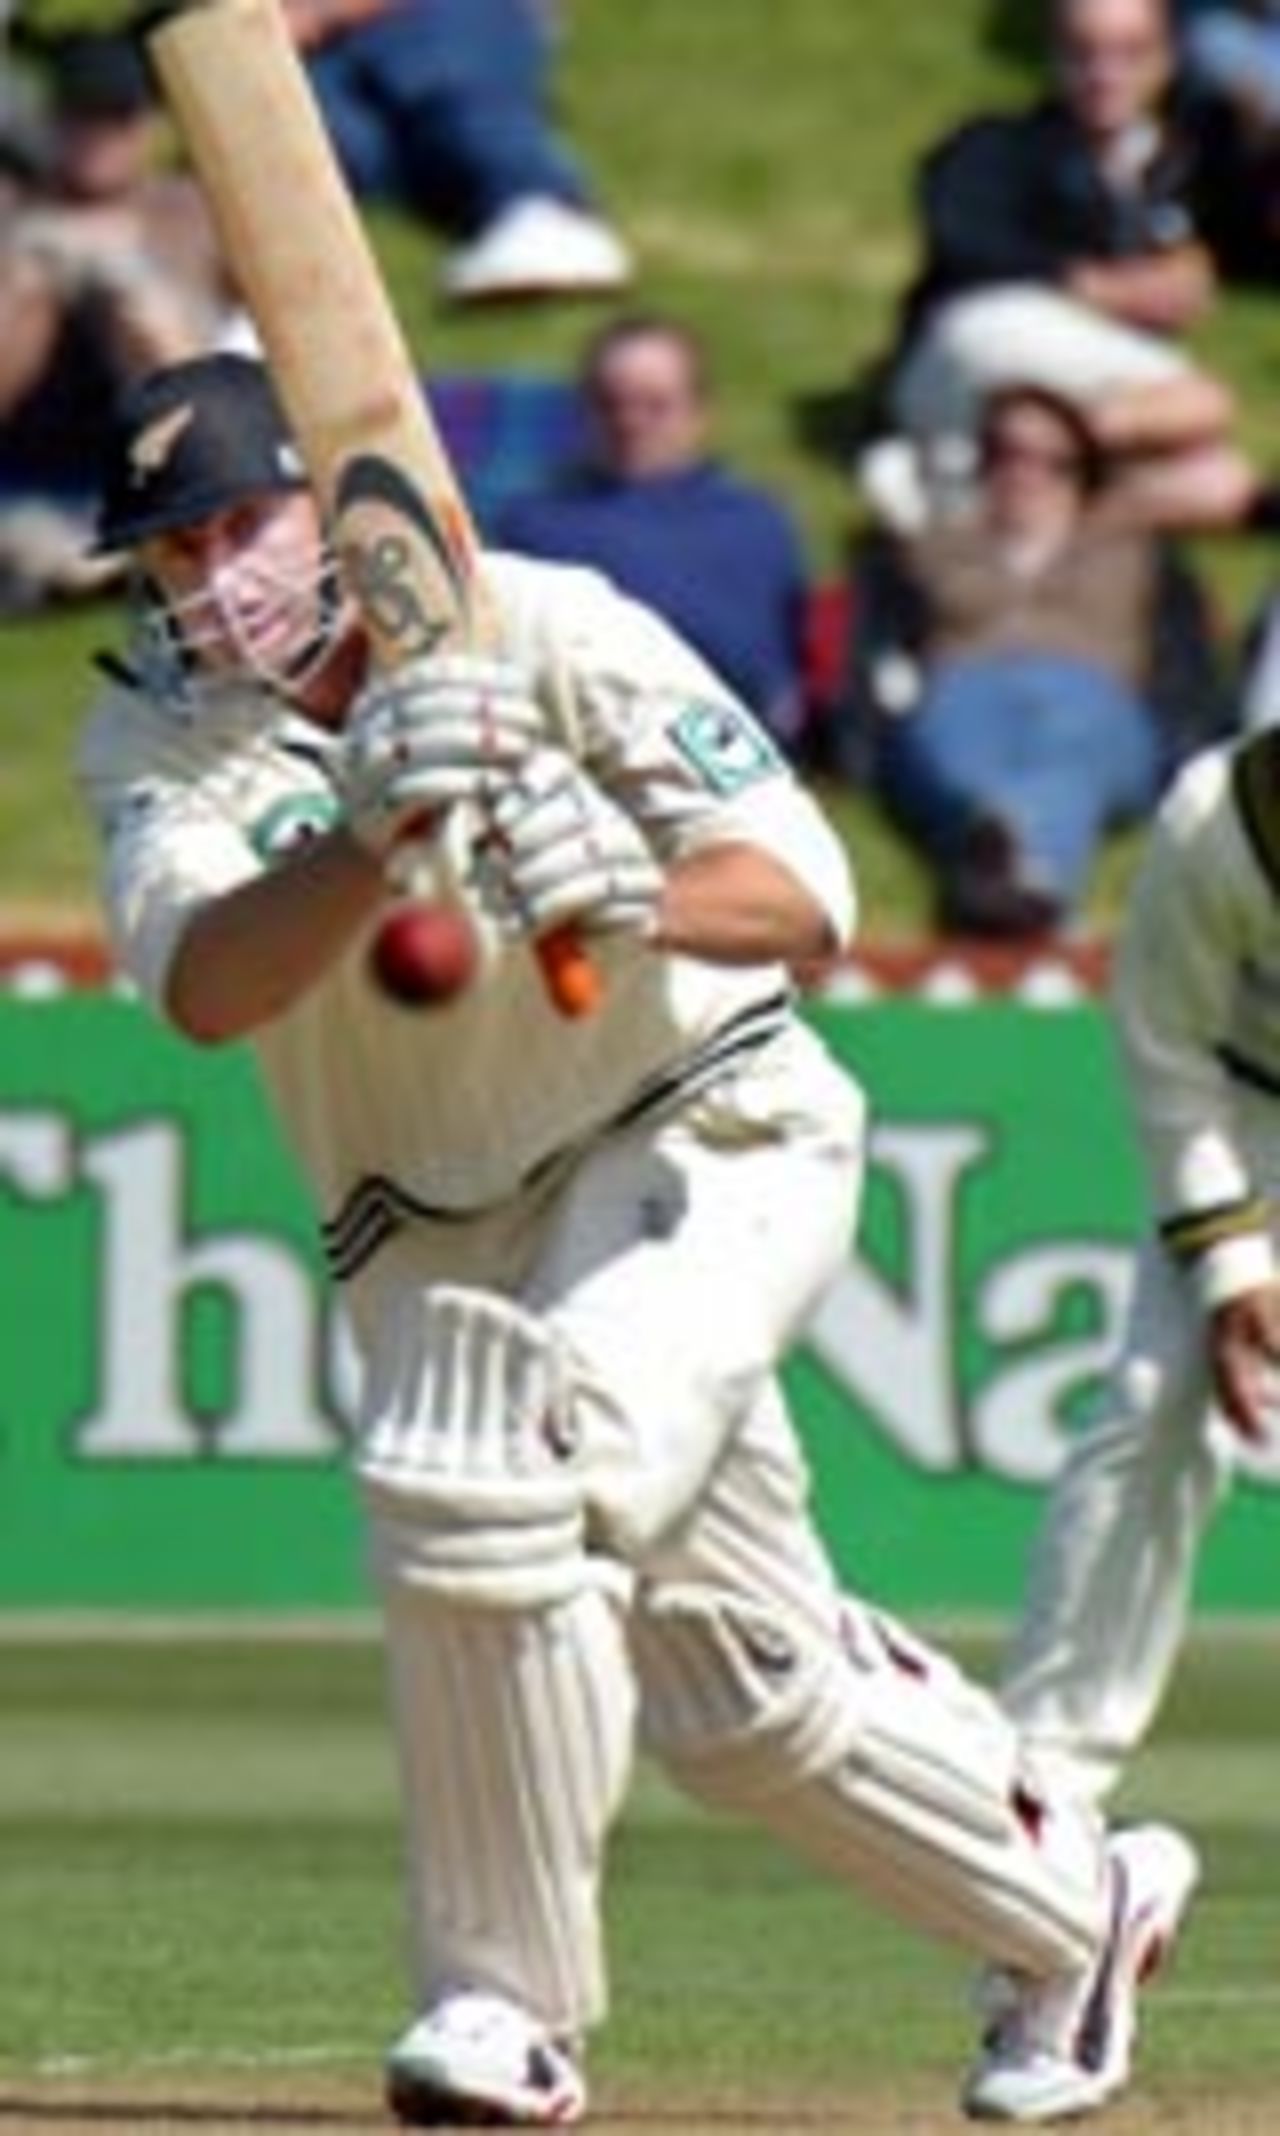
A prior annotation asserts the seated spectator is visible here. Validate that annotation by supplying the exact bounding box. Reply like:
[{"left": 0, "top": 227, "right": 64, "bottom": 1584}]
[
  {"left": 840, "top": 385, "right": 1230, "bottom": 937},
  {"left": 496, "top": 315, "right": 815, "bottom": 754},
  {"left": 862, "top": 0, "right": 1259, "bottom": 537},
  {"left": 0, "top": 30, "right": 250, "bottom": 611},
  {"left": 282, "top": 0, "right": 631, "bottom": 305},
  {"left": 1175, "top": 2, "right": 1280, "bottom": 277}
]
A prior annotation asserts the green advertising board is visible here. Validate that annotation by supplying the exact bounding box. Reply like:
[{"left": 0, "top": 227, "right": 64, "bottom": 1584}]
[
  {"left": 0, "top": 990, "right": 1273, "bottom": 1613},
  {"left": 802, "top": 999, "right": 1276, "bottom": 1613}
]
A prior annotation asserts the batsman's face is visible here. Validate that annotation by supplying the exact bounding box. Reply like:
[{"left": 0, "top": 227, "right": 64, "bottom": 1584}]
[{"left": 142, "top": 490, "right": 357, "bottom": 700}]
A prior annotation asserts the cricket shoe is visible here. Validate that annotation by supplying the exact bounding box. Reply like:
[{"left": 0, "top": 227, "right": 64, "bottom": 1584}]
[
  {"left": 961, "top": 1823, "right": 1200, "bottom": 2123},
  {"left": 386, "top": 1988, "right": 587, "bottom": 2127}
]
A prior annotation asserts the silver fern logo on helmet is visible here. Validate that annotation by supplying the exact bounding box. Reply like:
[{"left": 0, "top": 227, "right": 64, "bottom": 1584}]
[{"left": 128, "top": 404, "right": 196, "bottom": 490}]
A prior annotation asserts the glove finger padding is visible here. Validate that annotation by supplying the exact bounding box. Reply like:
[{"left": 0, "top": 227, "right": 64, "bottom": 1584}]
[
  {"left": 341, "top": 652, "right": 546, "bottom": 857},
  {"left": 472, "top": 750, "right": 662, "bottom": 938}
]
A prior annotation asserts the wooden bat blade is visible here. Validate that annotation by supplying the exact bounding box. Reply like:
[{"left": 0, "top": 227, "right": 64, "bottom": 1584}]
[
  {"left": 145, "top": 0, "right": 601, "bottom": 1018},
  {"left": 147, "top": 0, "right": 490, "bottom": 664}
]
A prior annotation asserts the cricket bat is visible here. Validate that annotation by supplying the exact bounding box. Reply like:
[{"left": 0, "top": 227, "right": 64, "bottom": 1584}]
[{"left": 143, "top": 0, "right": 601, "bottom": 1018}]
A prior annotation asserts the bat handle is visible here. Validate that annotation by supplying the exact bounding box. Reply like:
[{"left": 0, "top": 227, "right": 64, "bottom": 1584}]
[
  {"left": 537, "top": 924, "right": 603, "bottom": 1019},
  {"left": 388, "top": 815, "right": 601, "bottom": 1018}
]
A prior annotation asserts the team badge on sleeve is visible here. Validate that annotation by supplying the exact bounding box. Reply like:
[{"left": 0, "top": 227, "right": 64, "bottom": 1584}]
[
  {"left": 250, "top": 792, "right": 341, "bottom": 862},
  {"left": 667, "top": 699, "right": 784, "bottom": 794}
]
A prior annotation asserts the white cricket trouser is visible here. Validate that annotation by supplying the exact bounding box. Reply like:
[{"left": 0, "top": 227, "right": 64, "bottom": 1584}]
[
  {"left": 1001, "top": 1081, "right": 1280, "bottom": 1802},
  {"left": 892, "top": 283, "right": 1194, "bottom": 441},
  {"left": 353, "top": 1023, "right": 1109, "bottom": 2035}
]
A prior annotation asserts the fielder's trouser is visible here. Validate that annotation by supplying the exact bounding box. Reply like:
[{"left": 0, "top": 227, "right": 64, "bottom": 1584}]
[
  {"left": 999, "top": 1232, "right": 1239, "bottom": 1803},
  {"left": 1001, "top": 1069, "right": 1280, "bottom": 1800}
]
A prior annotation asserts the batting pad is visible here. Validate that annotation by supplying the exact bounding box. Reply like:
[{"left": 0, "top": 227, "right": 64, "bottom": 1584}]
[
  {"left": 634, "top": 1585, "right": 1107, "bottom": 1977},
  {"left": 357, "top": 1286, "right": 585, "bottom": 1609},
  {"left": 380, "top": 1575, "right": 635, "bottom": 2036}
]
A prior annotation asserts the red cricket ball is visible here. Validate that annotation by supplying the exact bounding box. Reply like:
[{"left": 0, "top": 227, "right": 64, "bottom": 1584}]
[{"left": 368, "top": 901, "right": 479, "bottom": 1008}]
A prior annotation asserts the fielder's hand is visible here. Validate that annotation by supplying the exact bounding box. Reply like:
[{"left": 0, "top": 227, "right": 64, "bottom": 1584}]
[
  {"left": 340, "top": 653, "right": 545, "bottom": 859},
  {"left": 1208, "top": 1280, "right": 1280, "bottom": 1443},
  {"left": 471, "top": 751, "right": 662, "bottom": 939}
]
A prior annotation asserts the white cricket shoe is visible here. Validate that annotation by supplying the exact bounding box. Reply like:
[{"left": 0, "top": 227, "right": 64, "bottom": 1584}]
[
  {"left": 961, "top": 1823, "right": 1200, "bottom": 2123},
  {"left": 440, "top": 196, "right": 633, "bottom": 305},
  {"left": 386, "top": 1988, "right": 587, "bottom": 2127}
]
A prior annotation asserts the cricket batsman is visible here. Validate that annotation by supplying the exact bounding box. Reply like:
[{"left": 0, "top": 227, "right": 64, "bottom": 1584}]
[{"left": 79, "top": 351, "right": 1198, "bottom": 2128}]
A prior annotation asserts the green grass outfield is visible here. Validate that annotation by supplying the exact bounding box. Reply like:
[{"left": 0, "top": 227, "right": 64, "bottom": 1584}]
[{"left": 0, "top": 1621, "right": 1275, "bottom": 2133}]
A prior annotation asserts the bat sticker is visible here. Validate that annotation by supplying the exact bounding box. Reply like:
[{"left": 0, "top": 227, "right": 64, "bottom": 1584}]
[
  {"left": 249, "top": 791, "right": 343, "bottom": 862},
  {"left": 333, "top": 451, "right": 475, "bottom": 661}
]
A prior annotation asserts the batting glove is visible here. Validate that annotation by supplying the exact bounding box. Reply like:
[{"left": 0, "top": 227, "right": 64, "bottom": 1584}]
[
  {"left": 341, "top": 652, "right": 545, "bottom": 859},
  {"left": 471, "top": 750, "right": 662, "bottom": 939}
]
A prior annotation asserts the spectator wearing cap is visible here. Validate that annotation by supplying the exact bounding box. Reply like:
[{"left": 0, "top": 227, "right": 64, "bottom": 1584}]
[
  {"left": 496, "top": 316, "right": 815, "bottom": 756},
  {"left": 0, "top": 30, "right": 251, "bottom": 611},
  {"left": 281, "top": 0, "right": 631, "bottom": 305}
]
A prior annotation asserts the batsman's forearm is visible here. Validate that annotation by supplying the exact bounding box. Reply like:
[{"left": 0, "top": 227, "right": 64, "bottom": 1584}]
[
  {"left": 165, "top": 828, "right": 385, "bottom": 1042},
  {"left": 651, "top": 845, "right": 841, "bottom": 969}
]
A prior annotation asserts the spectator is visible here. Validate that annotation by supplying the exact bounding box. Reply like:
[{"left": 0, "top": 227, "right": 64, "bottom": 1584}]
[
  {"left": 841, "top": 385, "right": 1229, "bottom": 937},
  {"left": 1175, "top": 2, "right": 1280, "bottom": 279},
  {"left": 862, "top": 0, "right": 1259, "bottom": 537},
  {"left": 281, "top": 0, "right": 632, "bottom": 305},
  {"left": 0, "top": 30, "right": 250, "bottom": 611},
  {"left": 497, "top": 315, "right": 815, "bottom": 756}
]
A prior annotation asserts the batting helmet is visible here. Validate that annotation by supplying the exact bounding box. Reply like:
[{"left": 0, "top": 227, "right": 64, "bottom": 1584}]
[{"left": 94, "top": 352, "right": 307, "bottom": 553}]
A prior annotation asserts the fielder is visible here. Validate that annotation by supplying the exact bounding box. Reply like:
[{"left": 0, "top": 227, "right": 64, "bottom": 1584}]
[
  {"left": 79, "top": 352, "right": 1198, "bottom": 2129},
  {"left": 1001, "top": 728, "right": 1280, "bottom": 1802}
]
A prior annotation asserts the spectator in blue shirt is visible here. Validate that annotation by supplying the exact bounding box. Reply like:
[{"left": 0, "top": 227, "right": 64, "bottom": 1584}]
[{"left": 497, "top": 315, "right": 815, "bottom": 756}]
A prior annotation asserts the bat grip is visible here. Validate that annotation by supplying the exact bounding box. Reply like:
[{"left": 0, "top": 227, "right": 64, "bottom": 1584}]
[
  {"left": 536, "top": 923, "right": 603, "bottom": 1019},
  {"left": 385, "top": 814, "right": 602, "bottom": 1018}
]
